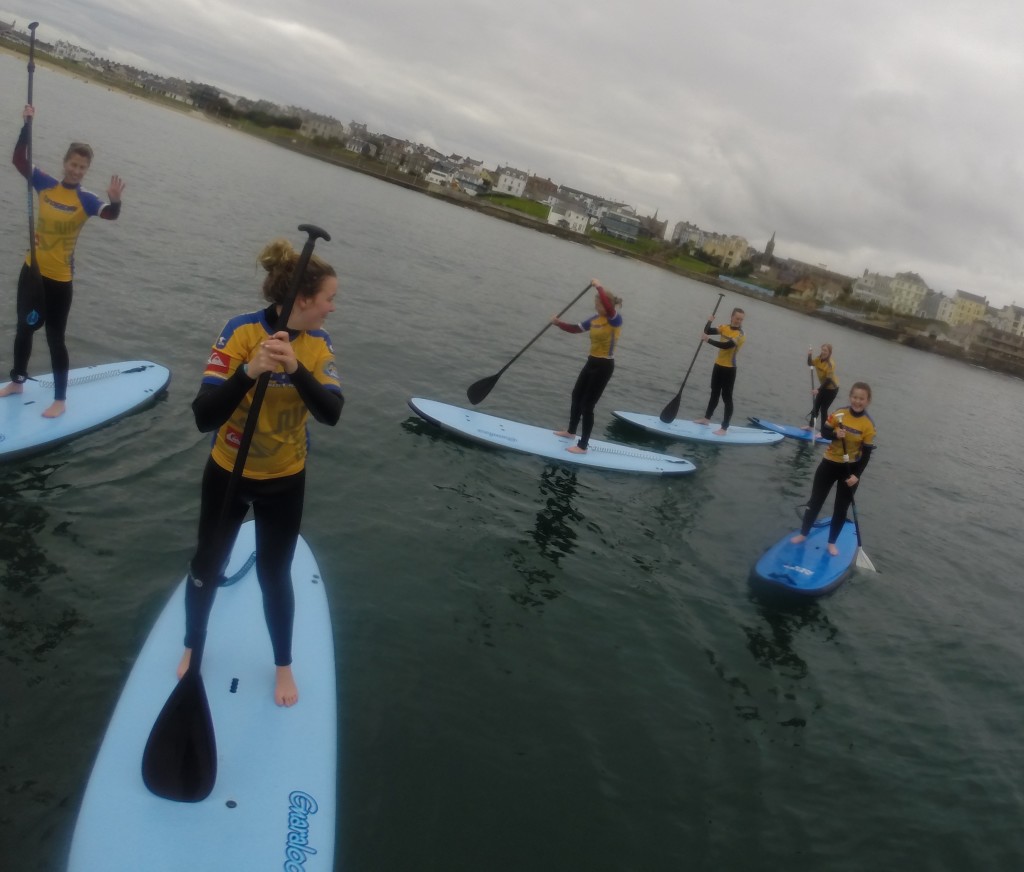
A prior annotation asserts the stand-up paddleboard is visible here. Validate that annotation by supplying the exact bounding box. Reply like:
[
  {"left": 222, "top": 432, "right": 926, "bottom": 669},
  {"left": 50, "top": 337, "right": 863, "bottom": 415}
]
[
  {"left": 748, "top": 416, "right": 829, "bottom": 445},
  {"left": 68, "top": 521, "right": 336, "bottom": 872},
  {"left": 612, "top": 411, "right": 783, "bottom": 445},
  {"left": 0, "top": 361, "right": 170, "bottom": 461},
  {"left": 750, "top": 518, "right": 857, "bottom": 595},
  {"left": 409, "top": 397, "right": 696, "bottom": 475}
]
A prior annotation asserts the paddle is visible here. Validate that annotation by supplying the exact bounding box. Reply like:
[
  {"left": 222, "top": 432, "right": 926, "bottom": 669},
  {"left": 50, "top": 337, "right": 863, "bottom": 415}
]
[
  {"left": 20, "top": 21, "right": 44, "bottom": 330},
  {"left": 658, "top": 292, "right": 725, "bottom": 423},
  {"left": 142, "top": 223, "right": 331, "bottom": 802},
  {"left": 466, "top": 280, "right": 594, "bottom": 405},
  {"left": 806, "top": 353, "right": 817, "bottom": 428},
  {"left": 837, "top": 415, "right": 876, "bottom": 572}
]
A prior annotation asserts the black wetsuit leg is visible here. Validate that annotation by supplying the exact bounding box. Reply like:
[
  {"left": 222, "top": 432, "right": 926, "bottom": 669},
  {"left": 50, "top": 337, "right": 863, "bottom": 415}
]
[{"left": 567, "top": 356, "right": 614, "bottom": 449}]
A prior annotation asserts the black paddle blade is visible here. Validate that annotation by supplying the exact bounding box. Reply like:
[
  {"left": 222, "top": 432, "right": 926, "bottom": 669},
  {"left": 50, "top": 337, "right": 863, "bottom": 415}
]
[
  {"left": 142, "top": 669, "right": 217, "bottom": 802},
  {"left": 466, "top": 373, "right": 499, "bottom": 405},
  {"left": 659, "top": 392, "right": 682, "bottom": 424}
]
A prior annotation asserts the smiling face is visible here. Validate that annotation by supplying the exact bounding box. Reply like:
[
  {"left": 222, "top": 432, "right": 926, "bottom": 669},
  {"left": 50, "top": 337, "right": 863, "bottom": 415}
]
[
  {"left": 62, "top": 153, "right": 91, "bottom": 186},
  {"left": 291, "top": 276, "right": 338, "bottom": 331},
  {"left": 848, "top": 386, "right": 870, "bottom": 413},
  {"left": 730, "top": 310, "right": 745, "bottom": 329}
]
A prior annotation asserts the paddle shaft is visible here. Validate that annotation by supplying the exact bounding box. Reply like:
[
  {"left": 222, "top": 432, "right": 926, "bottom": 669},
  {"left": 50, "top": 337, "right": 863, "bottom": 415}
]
[
  {"left": 838, "top": 421, "right": 867, "bottom": 550},
  {"left": 498, "top": 281, "right": 593, "bottom": 377},
  {"left": 659, "top": 292, "right": 725, "bottom": 422},
  {"left": 807, "top": 358, "right": 816, "bottom": 425},
  {"left": 25, "top": 23, "right": 38, "bottom": 272},
  {"left": 466, "top": 280, "right": 593, "bottom": 403}
]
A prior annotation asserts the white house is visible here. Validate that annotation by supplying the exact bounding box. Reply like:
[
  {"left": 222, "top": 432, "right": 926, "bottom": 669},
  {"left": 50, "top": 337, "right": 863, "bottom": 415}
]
[
  {"left": 546, "top": 200, "right": 589, "bottom": 234},
  {"left": 494, "top": 166, "right": 528, "bottom": 197},
  {"left": 851, "top": 270, "right": 894, "bottom": 309}
]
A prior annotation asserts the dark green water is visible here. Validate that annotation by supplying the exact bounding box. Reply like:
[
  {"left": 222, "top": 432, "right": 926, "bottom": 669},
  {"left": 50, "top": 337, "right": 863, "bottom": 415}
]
[{"left": 2, "top": 55, "right": 1023, "bottom": 871}]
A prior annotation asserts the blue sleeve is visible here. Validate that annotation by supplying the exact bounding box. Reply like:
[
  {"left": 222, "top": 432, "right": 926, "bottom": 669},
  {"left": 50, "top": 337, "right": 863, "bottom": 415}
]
[{"left": 78, "top": 189, "right": 104, "bottom": 218}]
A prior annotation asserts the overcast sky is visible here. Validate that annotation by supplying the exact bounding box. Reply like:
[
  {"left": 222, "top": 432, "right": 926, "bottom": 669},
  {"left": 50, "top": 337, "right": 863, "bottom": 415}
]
[{"left": 3, "top": 1, "right": 1023, "bottom": 306}]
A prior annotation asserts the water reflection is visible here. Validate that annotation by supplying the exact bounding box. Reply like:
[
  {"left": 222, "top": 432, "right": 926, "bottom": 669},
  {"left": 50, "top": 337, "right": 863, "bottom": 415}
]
[
  {"left": 742, "top": 590, "right": 839, "bottom": 681},
  {"left": 529, "top": 466, "right": 582, "bottom": 566},
  {"left": 507, "top": 465, "right": 583, "bottom": 609},
  {"left": 0, "top": 463, "right": 77, "bottom": 660}
]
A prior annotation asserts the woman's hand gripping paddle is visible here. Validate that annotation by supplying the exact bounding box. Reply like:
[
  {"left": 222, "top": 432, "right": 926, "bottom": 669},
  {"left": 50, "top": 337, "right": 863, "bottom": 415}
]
[
  {"left": 659, "top": 293, "right": 725, "bottom": 423},
  {"left": 141, "top": 224, "right": 331, "bottom": 802},
  {"left": 466, "top": 281, "right": 594, "bottom": 405},
  {"left": 837, "top": 413, "right": 877, "bottom": 572}
]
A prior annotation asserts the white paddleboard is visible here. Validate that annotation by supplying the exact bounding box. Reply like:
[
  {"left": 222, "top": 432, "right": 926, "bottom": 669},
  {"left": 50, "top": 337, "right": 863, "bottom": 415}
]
[
  {"left": 0, "top": 361, "right": 170, "bottom": 461},
  {"left": 409, "top": 397, "right": 696, "bottom": 475},
  {"left": 68, "top": 521, "right": 337, "bottom": 872},
  {"left": 612, "top": 410, "right": 784, "bottom": 445}
]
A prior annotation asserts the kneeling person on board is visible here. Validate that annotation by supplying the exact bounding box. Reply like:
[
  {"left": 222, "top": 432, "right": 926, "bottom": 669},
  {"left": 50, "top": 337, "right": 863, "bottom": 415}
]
[
  {"left": 552, "top": 280, "right": 623, "bottom": 454},
  {"left": 177, "top": 238, "right": 343, "bottom": 707},
  {"left": 694, "top": 307, "right": 745, "bottom": 435},
  {"left": 790, "top": 382, "right": 876, "bottom": 557}
]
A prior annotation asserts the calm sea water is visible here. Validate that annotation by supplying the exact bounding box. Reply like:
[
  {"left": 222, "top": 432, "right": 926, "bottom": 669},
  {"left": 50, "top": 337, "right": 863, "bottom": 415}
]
[{"left": 1, "top": 53, "right": 1023, "bottom": 871}]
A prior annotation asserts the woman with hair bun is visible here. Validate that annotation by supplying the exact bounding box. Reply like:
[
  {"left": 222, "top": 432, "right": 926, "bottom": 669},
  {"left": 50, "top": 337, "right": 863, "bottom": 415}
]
[
  {"left": 552, "top": 280, "right": 623, "bottom": 454},
  {"left": 176, "top": 238, "right": 343, "bottom": 707}
]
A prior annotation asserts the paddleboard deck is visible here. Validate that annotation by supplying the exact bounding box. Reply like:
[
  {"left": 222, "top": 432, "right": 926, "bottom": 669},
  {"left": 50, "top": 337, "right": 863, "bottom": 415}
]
[
  {"left": 748, "top": 416, "right": 829, "bottom": 445},
  {"left": 409, "top": 397, "right": 696, "bottom": 475},
  {"left": 750, "top": 518, "right": 857, "bottom": 595},
  {"left": 613, "top": 410, "right": 783, "bottom": 445},
  {"left": 0, "top": 361, "right": 170, "bottom": 461},
  {"left": 68, "top": 521, "right": 336, "bottom": 872}
]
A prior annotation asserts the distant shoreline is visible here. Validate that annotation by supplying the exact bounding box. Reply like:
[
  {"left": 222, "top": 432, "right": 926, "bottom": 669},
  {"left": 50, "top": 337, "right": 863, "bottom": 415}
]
[{"left": 5, "top": 42, "right": 1021, "bottom": 381}]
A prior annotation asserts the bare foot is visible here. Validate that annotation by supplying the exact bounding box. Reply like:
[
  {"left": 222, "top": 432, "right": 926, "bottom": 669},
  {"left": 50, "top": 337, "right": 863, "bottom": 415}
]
[
  {"left": 42, "top": 400, "right": 66, "bottom": 418},
  {"left": 693, "top": 417, "right": 710, "bottom": 425},
  {"left": 801, "top": 425, "right": 813, "bottom": 431},
  {"left": 567, "top": 445, "right": 587, "bottom": 454},
  {"left": 177, "top": 648, "right": 192, "bottom": 679},
  {"left": 826, "top": 543, "right": 840, "bottom": 557},
  {"left": 714, "top": 428, "right": 728, "bottom": 436},
  {"left": 0, "top": 382, "right": 25, "bottom": 398},
  {"left": 553, "top": 430, "right": 574, "bottom": 438},
  {"left": 275, "top": 666, "right": 299, "bottom": 707},
  {"left": 789, "top": 534, "right": 807, "bottom": 545}
]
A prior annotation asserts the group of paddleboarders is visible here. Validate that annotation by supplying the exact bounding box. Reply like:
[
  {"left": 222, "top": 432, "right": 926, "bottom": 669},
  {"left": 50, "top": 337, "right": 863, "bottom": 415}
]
[
  {"left": 550, "top": 281, "right": 876, "bottom": 559},
  {"left": 1, "top": 109, "right": 343, "bottom": 708}
]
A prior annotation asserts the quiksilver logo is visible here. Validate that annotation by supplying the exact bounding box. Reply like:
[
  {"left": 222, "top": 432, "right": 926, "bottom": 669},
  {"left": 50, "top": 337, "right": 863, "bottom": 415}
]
[{"left": 283, "top": 790, "right": 319, "bottom": 871}]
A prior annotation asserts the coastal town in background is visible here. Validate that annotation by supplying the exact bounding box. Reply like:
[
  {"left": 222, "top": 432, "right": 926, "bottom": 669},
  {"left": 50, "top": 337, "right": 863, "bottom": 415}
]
[{"left": 4, "top": 21, "right": 1023, "bottom": 377}]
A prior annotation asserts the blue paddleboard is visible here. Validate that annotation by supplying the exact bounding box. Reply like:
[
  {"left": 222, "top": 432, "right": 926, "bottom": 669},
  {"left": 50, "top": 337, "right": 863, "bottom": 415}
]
[
  {"left": 613, "top": 410, "right": 783, "bottom": 445},
  {"left": 0, "top": 361, "right": 170, "bottom": 461},
  {"left": 409, "top": 397, "right": 696, "bottom": 475},
  {"left": 748, "top": 416, "right": 829, "bottom": 445},
  {"left": 750, "top": 518, "right": 857, "bottom": 595},
  {"left": 68, "top": 521, "right": 337, "bottom": 871}
]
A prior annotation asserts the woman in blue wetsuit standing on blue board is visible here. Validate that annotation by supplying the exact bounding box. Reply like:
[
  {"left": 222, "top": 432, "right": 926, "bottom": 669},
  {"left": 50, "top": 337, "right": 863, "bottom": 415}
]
[{"left": 552, "top": 280, "right": 623, "bottom": 454}]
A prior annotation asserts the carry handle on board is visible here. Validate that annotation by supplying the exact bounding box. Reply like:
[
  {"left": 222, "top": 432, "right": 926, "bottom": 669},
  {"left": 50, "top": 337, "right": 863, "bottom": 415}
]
[{"left": 141, "top": 224, "right": 331, "bottom": 802}]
